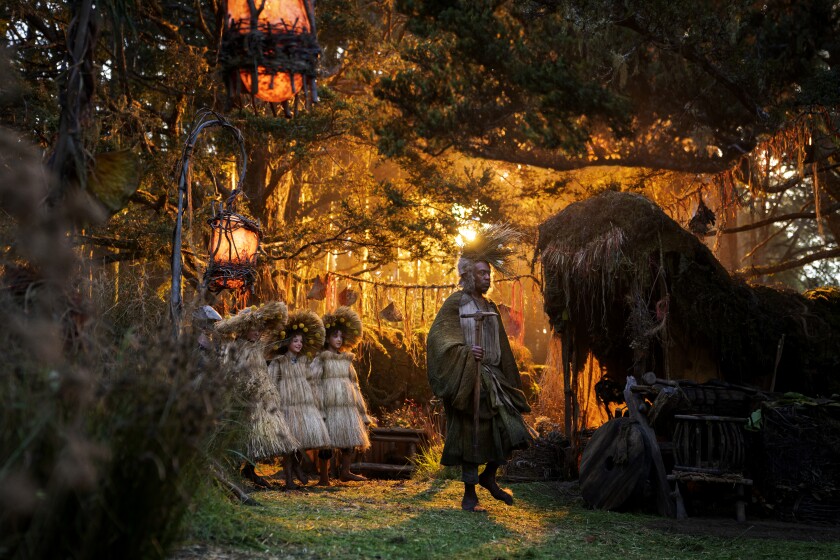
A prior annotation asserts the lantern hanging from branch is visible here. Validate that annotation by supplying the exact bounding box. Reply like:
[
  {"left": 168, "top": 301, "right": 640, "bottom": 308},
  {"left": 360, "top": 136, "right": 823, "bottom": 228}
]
[
  {"left": 222, "top": 0, "right": 320, "bottom": 115},
  {"left": 204, "top": 201, "right": 263, "bottom": 293}
]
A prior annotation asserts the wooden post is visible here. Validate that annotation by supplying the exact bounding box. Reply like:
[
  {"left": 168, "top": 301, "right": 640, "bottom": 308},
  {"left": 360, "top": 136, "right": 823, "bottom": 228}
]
[{"left": 560, "top": 326, "right": 572, "bottom": 440}]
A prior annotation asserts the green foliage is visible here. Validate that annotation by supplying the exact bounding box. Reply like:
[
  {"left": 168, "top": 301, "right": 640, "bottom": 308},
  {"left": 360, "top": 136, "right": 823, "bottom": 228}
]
[
  {"left": 0, "top": 116, "right": 241, "bottom": 560},
  {"left": 410, "top": 442, "right": 460, "bottom": 481},
  {"left": 384, "top": 0, "right": 840, "bottom": 172}
]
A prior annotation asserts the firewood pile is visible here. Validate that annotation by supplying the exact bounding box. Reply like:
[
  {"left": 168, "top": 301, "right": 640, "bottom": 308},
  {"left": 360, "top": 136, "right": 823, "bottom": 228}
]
[
  {"left": 501, "top": 419, "right": 573, "bottom": 481},
  {"left": 754, "top": 398, "right": 840, "bottom": 524}
]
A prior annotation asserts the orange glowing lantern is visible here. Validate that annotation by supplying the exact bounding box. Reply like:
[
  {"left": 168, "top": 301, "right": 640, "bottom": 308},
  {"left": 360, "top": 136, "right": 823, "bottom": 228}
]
[
  {"left": 223, "top": 0, "right": 320, "bottom": 114},
  {"left": 204, "top": 205, "right": 263, "bottom": 293}
]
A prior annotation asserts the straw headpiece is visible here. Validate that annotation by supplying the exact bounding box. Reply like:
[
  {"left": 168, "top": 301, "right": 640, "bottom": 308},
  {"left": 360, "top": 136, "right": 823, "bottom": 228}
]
[
  {"left": 458, "top": 222, "right": 522, "bottom": 278},
  {"left": 322, "top": 306, "right": 363, "bottom": 349},
  {"left": 281, "top": 309, "right": 326, "bottom": 357},
  {"left": 214, "top": 301, "right": 288, "bottom": 341}
]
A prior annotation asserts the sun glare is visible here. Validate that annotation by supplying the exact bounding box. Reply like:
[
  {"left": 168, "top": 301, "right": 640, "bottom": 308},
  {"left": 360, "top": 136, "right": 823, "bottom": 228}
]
[{"left": 455, "top": 226, "right": 477, "bottom": 247}]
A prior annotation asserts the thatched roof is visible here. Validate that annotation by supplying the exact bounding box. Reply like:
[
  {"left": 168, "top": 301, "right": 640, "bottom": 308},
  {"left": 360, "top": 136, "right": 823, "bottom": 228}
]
[{"left": 538, "top": 191, "right": 839, "bottom": 396}]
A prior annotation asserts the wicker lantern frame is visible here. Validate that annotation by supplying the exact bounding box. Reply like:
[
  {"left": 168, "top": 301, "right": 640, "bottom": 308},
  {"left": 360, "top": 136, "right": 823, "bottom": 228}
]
[
  {"left": 170, "top": 109, "right": 259, "bottom": 333},
  {"left": 222, "top": 0, "right": 321, "bottom": 114}
]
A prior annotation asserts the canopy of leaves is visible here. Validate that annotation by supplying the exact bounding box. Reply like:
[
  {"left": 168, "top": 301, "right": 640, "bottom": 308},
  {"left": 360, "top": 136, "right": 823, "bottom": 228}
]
[
  {"left": 1, "top": 0, "right": 838, "bottom": 288},
  {"left": 379, "top": 0, "right": 840, "bottom": 173}
]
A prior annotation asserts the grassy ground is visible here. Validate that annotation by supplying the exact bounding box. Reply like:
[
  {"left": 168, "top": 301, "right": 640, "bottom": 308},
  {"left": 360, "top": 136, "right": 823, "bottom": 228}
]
[{"left": 179, "top": 477, "right": 840, "bottom": 560}]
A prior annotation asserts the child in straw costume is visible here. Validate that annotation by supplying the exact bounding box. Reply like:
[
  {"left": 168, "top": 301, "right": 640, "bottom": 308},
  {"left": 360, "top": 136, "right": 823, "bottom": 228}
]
[
  {"left": 215, "top": 301, "right": 298, "bottom": 488},
  {"left": 310, "top": 306, "right": 371, "bottom": 484},
  {"left": 269, "top": 309, "right": 331, "bottom": 489}
]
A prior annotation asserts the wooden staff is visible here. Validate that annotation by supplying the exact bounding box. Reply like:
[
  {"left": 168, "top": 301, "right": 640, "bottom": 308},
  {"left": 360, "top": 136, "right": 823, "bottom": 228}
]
[{"left": 460, "top": 311, "right": 499, "bottom": 454}]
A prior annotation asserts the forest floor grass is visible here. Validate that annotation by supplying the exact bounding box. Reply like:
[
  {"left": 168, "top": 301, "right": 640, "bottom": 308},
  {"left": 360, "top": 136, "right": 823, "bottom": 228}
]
[{"left": 177, "top": 475, "right": 840, "bottom": 560}]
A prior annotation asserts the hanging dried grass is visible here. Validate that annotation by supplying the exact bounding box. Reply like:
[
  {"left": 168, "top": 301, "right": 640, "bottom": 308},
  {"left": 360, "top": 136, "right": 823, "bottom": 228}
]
[{"left": 542, "top": 225, "right": 627, "bottom": 327}]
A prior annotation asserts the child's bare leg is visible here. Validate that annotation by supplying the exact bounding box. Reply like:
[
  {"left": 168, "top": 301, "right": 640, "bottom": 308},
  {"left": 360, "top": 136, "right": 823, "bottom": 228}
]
[
  {"left": 284, "top": 454, "right": 299, "bottom": 490},
  {"left": 294, "top": 451, "right": 310, "bottom": 485},
  {"left": 339, "top": 448, "right": 367, "bottom": 482},
  {"left": 241, "top": 462, "right": 270, "bottom": 488},
  {"left": 317, "top": 449, "right": 332, "bottom": 486}
]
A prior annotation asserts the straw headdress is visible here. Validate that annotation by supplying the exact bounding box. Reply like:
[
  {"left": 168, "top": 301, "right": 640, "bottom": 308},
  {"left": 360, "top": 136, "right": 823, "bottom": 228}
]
[
  {"left": 457, "top": 222, "right": 522, "bottom": 279},
  {"left": 281, "top": 309, "right": 326, "bottom": 357},
  {"left": 322, "top": 306, "right": 363, "bottom": 349},
  {"left": 214, "top": 301, "right": 288, "bottom": 341}
]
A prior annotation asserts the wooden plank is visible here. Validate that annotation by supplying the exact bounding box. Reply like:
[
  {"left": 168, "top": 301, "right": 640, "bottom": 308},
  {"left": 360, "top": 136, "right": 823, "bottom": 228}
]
[
  {"left": 369, "top": 435, "right": 424, "bottom": 444},
  {"left": 624, "top": 375, "right": 677, "bottom": 518},
  {"left": 674, "top": 414, "right": 747, "bottom": 422},
  {"left": 668, "top": 473, "right": 753, "bottom": 485},
  {"left": 370, "top": 427, "right": 426, "bottom": 436}
]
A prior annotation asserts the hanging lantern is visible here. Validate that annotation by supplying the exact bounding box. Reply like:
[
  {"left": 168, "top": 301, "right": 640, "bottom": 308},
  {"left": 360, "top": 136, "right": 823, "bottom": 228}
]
[
  {"left": 222, "top": 0, "right": 320, "bottom": 114},
  {"left": 204, "top": 204, "right": 263, "bottom": 293}
]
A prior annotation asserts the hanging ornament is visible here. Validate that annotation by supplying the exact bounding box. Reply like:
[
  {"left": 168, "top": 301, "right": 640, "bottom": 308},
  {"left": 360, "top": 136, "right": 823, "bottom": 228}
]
[
  {"left": 222, "top": 0, "right": 321, "bottom": 114},
  {"left": 379, "top": 301, "right": 403, "bottom": 322},
  {"left": 204, "top": 203, "right": 262, "bottom": 294},
  {"left": 338, "top": 285, "right": 359, "bottom": 306},
  {"left": 306, "top": 274, "right": 326, "bottom": 300}
]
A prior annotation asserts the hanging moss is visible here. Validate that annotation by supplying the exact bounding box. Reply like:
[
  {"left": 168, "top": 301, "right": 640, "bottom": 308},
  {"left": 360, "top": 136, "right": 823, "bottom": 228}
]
[{"left": 355, "top": 326, "right": 433, "bottom": 412}]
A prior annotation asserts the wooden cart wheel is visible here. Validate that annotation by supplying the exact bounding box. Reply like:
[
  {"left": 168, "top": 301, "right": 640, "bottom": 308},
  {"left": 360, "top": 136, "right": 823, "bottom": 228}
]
[{"left": 579, "top": 417, "right": 651, "bottom": 510}]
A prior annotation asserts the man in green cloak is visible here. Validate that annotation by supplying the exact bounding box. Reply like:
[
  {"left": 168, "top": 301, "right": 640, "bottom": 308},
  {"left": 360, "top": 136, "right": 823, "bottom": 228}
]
[{"left": 427, "top": 225, "right": 533, "bottom": 512}]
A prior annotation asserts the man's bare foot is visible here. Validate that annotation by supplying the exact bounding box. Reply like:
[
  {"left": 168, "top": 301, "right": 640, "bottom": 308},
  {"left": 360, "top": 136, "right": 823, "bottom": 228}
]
[{"left": 478, "top": 474, "right": 513, "bottom": 505}]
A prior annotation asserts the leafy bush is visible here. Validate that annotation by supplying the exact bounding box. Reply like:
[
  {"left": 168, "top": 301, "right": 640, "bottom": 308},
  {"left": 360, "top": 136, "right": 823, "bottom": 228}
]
[{"left": 0, "top": 127, "right": 243, "bottom": 560}]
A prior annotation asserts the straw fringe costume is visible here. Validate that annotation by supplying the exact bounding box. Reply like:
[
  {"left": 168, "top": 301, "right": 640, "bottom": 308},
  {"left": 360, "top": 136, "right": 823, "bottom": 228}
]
[
  {"left": 311, "top": 350, "right": 371, "bottom": 450},
  {"left": 216, "top": 302, "right": 298, "bottom": 462},
  {"left": 269, "top": 353, "right": 331, "bottom": 450},
  {"left": 233, "top": 343, "right": 299, "bottom": 459}
]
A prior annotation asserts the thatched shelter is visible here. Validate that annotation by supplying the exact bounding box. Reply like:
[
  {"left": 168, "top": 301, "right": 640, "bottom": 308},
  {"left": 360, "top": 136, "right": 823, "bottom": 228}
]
[{"left": 538, "top": 191, "right": 839, "bottom": 431}]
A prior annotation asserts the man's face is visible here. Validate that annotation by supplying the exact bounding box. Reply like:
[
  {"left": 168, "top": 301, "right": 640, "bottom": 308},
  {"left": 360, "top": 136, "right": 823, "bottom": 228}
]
[{"left": 473, "top": 261, "right": 492, "bottom": 294}]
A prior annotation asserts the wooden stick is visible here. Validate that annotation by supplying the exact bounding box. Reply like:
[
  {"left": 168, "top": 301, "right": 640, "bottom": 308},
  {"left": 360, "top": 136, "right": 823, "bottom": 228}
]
[
  {"left": 472, "top": 318, "right": 483, "bottom": 455},
  {"left": 770, "top": 334, "right": 785, "bottom": 392}
]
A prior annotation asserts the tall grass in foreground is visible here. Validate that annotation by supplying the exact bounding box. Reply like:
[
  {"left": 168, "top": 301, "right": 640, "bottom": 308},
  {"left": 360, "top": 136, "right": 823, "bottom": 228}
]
[
  {"left": 410, "top": 441, "right": 460, "bottom": 481},
  {"left": 0, "top": 126, "right": 242, "bottom": 559}
]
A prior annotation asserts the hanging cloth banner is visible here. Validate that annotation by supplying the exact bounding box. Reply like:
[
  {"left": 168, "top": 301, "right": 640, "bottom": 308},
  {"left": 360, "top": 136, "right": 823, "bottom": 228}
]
[
  {"left": 338, "top": 284, "right": 358, "bottom": 306},
  {"left": 379, "top": 301, "right": 403, "bottom": 322}
]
